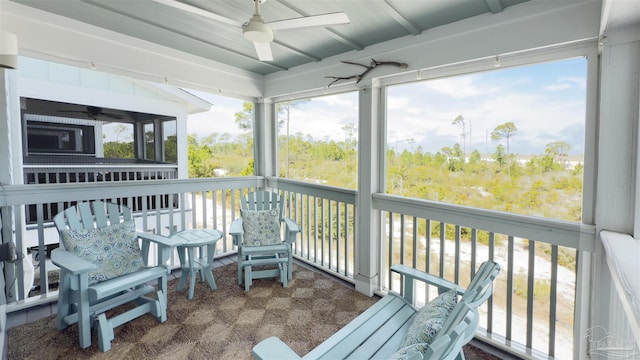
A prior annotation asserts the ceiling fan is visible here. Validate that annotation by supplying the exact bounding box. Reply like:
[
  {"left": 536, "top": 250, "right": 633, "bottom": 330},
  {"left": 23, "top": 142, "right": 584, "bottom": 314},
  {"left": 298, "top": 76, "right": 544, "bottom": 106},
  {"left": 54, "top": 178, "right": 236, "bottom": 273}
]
[
  {"left": 58, "top": 106, "right": 124, "bottom": 120},
  {"left": 153, "top": 0, "right": 350, "bottom": 61}
]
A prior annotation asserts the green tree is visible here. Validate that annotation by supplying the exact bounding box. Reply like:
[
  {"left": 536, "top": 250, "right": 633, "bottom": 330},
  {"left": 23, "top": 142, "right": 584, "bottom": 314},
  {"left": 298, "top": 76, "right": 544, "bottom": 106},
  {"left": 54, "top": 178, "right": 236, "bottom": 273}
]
[
  {"left": 493, "top": 144, "right": 506, "bottom": 169},
  {"left": 545, "top": 141, "right": 571, "bottom": 169},
  {"left": 234, "top": 102, "right": 254, "bottom": 132},
  {"left": 452, "top": 115, "right": 468, "bottom": 164},
  {"left": 278, "top": 99, "right": 310, "bottom": 177},
  {"left": 491, "top": 122, "right": 517, "bottom": 175}
]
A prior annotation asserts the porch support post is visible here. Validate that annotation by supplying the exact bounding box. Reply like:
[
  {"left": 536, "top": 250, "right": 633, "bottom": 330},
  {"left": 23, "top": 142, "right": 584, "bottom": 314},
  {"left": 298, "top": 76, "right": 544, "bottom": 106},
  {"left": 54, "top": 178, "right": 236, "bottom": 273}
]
[
  {"left": 253, "top": 99, "right": 277, "bottom": 180},
  {"left": 590, "top": 24, "right": 640, "bottom": 360},
  {"left": 0, "top": 66, "right": 22, "bottom": 305},
  {"left": 354, "top": 82, "right": 382, "bottom": 296}
]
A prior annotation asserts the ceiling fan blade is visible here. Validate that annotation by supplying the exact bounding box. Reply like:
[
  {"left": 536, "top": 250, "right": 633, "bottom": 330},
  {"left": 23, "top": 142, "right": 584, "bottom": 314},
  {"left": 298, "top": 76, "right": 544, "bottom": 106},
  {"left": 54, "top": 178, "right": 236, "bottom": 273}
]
[
  {"left": 267, "top": 12, "right": 349, "bottom": 30},
  {"left": 254, "top": 42, "right": 273, "bottom": 61},
  {"left": 151, "top": 0, "right": 243, "bottom": 28}
]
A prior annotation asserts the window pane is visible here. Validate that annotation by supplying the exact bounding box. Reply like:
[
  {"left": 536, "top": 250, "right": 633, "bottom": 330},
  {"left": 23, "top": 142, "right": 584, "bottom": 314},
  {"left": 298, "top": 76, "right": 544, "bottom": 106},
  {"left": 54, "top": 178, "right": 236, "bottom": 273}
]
[
  {"left": 144, "top": 123, "right": 154, "bottom": 160},
  {"left": 186, "top": 91, "right": 253, "bottom": 177},
  {"left": 103, "top": 122, "right": 134, "bottom": 159},
  {"left": 386, "top": 58, "right": 587, "bottom": 222},
  {"left": 277, "top": 92, "right": 358, "bottom": 188},
  {"left": 163, "top": 120, "right": 177, "bottom": 163}
]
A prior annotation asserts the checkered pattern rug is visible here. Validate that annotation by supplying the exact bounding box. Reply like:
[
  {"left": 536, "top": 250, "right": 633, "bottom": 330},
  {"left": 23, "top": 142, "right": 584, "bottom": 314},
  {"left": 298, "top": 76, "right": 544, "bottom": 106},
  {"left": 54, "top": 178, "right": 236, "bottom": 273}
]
[
  {"left": 8, "top": 263, "right": 378, "bottom": 359},
  {"left": 8, "top": 262, "right": 499, "bottom": 359}
]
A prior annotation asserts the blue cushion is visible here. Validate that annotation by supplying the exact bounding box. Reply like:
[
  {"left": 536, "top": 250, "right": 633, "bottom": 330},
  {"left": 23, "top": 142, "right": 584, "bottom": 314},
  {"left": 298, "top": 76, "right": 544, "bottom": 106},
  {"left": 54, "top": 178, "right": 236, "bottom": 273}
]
[
  {"left": 241, "top": 208, "right": 282, "bottom": 246},
  {"left": 398, "top": 289, "right": 458, "bottom": 348},
  {"left": 61, "top": 220, "right": 143, "bottom": 283}
]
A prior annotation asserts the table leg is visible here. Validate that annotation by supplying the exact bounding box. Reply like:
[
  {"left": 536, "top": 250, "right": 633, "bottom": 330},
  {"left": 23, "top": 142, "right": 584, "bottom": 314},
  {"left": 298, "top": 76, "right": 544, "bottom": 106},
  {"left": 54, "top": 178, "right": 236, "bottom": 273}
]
[
  {"left": 202, "top": 243, "right": 217, "bottom": 290},
  {"left": 176, "top": 246, "right": 188, "bottom": 292},
  {"left": 187, "top": 247, "right": 196, "bottom": 300}
]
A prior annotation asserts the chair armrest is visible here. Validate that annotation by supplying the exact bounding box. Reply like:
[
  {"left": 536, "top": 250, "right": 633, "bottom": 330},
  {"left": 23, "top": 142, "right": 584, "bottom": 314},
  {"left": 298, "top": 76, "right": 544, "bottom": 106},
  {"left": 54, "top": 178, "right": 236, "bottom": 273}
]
[
  {"left": 253, "top": 336, "right": 302, "bottom": 360},
  {"left": 391, "top": 264, "right": 465, "bottom": 304},
  {"left": 230, "top": 218, "right": 243, "bottom": 236},
  {"left": 282, "top": 217, "right": 300, "bottom": 245},
  {"left": 137, "top": 232, "right": 175, "bottom": 248},
  {"left": 137, "top": 232, "right": 175, "bottom": 267},
  {"left": 230, "top": 218, "right": 243, "bottom": 246},
  {"left": 283, "top": 217, "right": 300, "bottom": 233},
  {"left": 51, "top": 248, "right": 96, "bottom": 275}
]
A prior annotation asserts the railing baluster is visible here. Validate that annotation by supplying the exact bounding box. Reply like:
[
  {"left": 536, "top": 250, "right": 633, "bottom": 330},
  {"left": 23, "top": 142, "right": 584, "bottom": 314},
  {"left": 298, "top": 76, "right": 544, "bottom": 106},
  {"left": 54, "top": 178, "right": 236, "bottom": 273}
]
[
  {"left": 439, "top": 222, "right": 445, "bottom": 279},
  {"left": 488, "top": 231, "right": 495, "bottom": 334},
  {"left": 454, "top": 224, "right": 460, "bottom": 284},
  {"left": 36, "top": 203, "right": 48, "bottom": 296},
  {"left": 527, "top": 239, "right": 535, "bottom": 349},
  {"left": 549, "top": 245, "right": 558, "bottom": 358},
  {"left": 400, "top": 214, "right": 405, "bottom": 265},
  {"left": 328, "top": 200, "right": 334, "bottom": 271},
  {"left": 412, "top": 216, "right": 417, "bottom": 269},
  {"left": 471, "top": 228, "right": 477, "bottom": 278},
  {"left": 388, "top": 211, "right": 394, "bottom": 288},
  {"left": 506, "top": 235, "right": 514, "bottom": 341},
  {"left": 336, "top": 201, "right": 342, "bottom": 273}
]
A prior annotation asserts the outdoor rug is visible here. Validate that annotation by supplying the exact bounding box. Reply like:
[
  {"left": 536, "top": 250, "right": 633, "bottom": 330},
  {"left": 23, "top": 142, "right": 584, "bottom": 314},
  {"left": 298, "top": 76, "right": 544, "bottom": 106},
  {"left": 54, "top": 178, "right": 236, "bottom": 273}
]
[{"left": 7, "top": 262, "right": 499, "bottom": 359}]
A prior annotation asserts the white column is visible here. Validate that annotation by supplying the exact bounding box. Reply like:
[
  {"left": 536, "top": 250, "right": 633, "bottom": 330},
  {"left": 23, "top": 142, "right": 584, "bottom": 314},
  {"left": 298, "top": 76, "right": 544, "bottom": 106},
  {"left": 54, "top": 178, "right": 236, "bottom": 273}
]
[
  {"left": 253, "top": 98, "right": 276, "bottom": 179},
  {"left": 0, "top": 68, "right": 22, "bottom": 185},
  {"left": 590, "top": 23, "right": 640, "bottom": 360},
  {"left": 354, "top": 82, "right": 383, "bottom": 296}
]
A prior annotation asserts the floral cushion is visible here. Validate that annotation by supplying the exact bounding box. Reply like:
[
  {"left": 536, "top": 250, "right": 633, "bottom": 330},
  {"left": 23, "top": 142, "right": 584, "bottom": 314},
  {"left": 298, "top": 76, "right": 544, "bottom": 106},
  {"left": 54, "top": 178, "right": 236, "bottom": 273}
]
[
  {"left": 61, "top": 220, "right": 143, "bottom": 283},
  {"left": 241, "top": 208, "right": 282, "bottom": 246},
  {"left": 398, "top": 289, "right": 458, "bottom": 348}
]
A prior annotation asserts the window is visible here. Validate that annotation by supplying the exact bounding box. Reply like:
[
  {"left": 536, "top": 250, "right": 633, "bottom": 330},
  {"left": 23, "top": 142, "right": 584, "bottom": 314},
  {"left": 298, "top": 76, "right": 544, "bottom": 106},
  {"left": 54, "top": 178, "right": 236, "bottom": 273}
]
[
  {"left": 386, "top": 57, "right": 587, "bottom": 222},
  {"left": 26, "top": 121, "right": 95, "bottom": 155},
  {"left": 276, "top": 92, "right": 358, "bottom": 188}
]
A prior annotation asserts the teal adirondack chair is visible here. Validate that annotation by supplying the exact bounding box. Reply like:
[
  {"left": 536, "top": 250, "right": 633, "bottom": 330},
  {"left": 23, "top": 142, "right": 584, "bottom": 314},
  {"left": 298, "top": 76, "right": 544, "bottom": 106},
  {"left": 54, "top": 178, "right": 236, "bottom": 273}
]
[
  {"left": 229, "top": 191, "right": 300, "bottom": 291},
  {"left": 252, "top": 260, "right": 500, "bottom": 359},
  {"left": 51, "top": 201, "right": 173, "bottom": 352}
]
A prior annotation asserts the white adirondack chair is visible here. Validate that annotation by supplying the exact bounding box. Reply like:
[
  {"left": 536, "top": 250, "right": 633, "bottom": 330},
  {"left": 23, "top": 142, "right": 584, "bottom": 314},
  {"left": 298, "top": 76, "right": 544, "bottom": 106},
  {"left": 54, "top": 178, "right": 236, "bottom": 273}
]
[{"left": 51, "top": 201, "right": 173, "bottom": 352}]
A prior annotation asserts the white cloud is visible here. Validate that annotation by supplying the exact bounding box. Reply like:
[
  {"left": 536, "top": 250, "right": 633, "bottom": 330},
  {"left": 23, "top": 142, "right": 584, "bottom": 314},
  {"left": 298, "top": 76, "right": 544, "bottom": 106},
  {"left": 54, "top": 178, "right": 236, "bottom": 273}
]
[{"left": 544, "top": 77, "right": 586, "bottom": 92}]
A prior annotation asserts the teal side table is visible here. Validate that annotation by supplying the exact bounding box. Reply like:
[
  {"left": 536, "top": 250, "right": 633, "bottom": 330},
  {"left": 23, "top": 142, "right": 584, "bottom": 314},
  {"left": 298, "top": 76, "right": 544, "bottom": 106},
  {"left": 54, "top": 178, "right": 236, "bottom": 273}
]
[{"left": 171, "top": 229, "right": 223, "bottom": 299}]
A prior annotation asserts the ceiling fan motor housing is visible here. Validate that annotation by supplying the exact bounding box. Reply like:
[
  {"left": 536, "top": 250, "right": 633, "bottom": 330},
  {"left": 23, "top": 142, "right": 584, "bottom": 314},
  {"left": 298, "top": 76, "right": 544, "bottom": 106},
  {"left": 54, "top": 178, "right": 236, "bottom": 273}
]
[{"left": 243, "top": 15, "right": 273, "bottom": 42}]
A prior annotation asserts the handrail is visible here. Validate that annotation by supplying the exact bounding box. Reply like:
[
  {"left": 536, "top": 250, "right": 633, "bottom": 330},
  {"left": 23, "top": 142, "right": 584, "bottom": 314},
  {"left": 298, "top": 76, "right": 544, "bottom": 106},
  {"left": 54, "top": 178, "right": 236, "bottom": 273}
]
[
  {"left": 0, "top": 177, "right": 264, "bottom": 206},
  {"left": 373, "top": 193, "right": 596, "bottom": 251}
]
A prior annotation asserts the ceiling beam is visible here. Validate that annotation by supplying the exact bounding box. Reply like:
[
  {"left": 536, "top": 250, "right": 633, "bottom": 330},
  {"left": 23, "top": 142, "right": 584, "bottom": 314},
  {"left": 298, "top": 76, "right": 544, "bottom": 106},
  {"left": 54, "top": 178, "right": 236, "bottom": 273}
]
[
  {"left": 276, "top": 0, "right": 364, "bottom": 50},
  {"left": 272, "top": 40, "right": 321, "bottom": 62},
  {"left": 382, "top": 0, "right": 421, "bottom": 35},
  {"left": 485, "top": 0, "right": 504, "bottom": 14}
]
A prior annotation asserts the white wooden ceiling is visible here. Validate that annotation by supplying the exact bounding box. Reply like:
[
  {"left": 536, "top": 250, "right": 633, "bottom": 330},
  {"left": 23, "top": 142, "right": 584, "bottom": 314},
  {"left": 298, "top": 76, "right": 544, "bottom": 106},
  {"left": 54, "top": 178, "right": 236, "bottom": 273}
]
[{"left": 5, "top": 0, "right": 530, "bottom": 75}]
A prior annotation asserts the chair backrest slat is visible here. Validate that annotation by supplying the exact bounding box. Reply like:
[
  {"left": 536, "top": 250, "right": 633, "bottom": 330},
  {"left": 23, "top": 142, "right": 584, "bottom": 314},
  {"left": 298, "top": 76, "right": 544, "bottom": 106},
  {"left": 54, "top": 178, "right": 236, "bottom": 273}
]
[
  {"left": 424, "top": 302, "right": 474, "bottom": 359},
  {"left": 106, "top": 202, "right": 122, "bottom": 225},
  {"left": 77, "top": 202, "right": 96, "bottom": 229},
  {"left": 92, "top": 201, "right": 108, "bottom": 228},
  {"left": 461, "top": 260, "right": 500, "bottom": 307},
  {"left": 242, "top": 191, "right": 286, "bottom": 221}
]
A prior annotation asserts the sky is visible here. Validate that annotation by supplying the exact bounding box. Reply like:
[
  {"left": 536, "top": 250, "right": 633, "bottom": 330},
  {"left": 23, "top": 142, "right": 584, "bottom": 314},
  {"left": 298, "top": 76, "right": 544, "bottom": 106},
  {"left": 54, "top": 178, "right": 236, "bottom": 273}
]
[{"left": 186, "top": 57, "right": 587, "bottom": 156}]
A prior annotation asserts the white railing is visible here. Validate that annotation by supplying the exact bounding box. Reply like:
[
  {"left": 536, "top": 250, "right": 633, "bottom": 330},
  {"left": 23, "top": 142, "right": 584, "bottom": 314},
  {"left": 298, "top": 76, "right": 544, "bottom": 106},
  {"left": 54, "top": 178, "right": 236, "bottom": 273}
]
[
  {"left": 372, "top": 193, "right": 596, "bottom": 359},
  {"left": 0, "top": 177, "right": 262, "bottom": 308},
  {"left": 0, "top": 178, "right": 607, "bottom": 359},
  {"left": 597, "top": 231, "right": 640, "bottom": 360}
]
